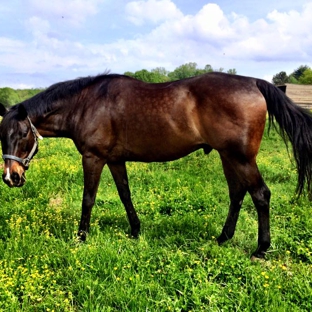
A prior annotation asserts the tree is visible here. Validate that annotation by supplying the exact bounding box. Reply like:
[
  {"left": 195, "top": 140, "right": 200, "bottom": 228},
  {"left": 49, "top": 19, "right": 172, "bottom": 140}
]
[
  {"left": 227, "top": 68, "right": 237, "bottom": 75},
  {"left": 124, "top": 71, "right": 135, "bottom": 78},
  {"left": 291, "top": 65, "right": 310, "bottom": 80},
  {"left": 193, "top": 64, "right": 216, "bottom": 76},
  {"left": 298, "top": 68, "right": 312, "bottom": 84},
  {"left": 151, "top": 67, "right": 170, "bottom": 82},
  {"left": 16, "top": 88, "right": 42, "bottom": 102},
  {"left": 204, "top": 64, "right": 214, "bottom": 72},
  {"left": 0, "top": 87, "right": 20, "bottom": 107},
  {"left": 272, "top": 71, "right": 289, "bottom": 85},
  {"left": 125, "top": 68, "right": 169, "bottom": 83},
  {"left": 124, "top": 63, "right": 237, "bottom": 83},
  {"left": 135, "top": 69, "right": 153, "bottom": 82},
  {"left": 168, "top": 62, "right": 199, "bottom": 80},
  {"left": 288, "top": 76, "right": 298, "bottom": 84}
]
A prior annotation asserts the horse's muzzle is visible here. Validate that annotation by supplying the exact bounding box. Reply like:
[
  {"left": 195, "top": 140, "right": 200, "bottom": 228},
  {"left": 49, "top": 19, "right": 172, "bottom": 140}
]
[{"left": 2, "top": 170, "right": 26, "bottom": 187}]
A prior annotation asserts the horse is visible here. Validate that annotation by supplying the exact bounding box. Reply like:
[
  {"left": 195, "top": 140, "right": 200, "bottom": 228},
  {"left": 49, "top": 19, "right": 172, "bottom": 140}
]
[{"left": 1, "top": 72, "right": 312, "bottom": 259}]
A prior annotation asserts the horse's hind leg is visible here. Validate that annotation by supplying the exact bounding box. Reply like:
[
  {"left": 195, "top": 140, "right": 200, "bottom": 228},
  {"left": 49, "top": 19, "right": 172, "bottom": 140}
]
[
  {"left": 108, "top": 162, "right": 140, "bottom": 238},
  {"left": 218, "top": 155, "right": 271, "bottom": 259}
]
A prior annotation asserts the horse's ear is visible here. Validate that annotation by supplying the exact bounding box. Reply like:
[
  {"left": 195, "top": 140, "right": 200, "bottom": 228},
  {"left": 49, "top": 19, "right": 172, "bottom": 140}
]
[
  {"left": 0, "top": 103, "right": 8, "bottom": 116},
  {"left": 17, "top": 104, "right": 28, "bottom": 120}
]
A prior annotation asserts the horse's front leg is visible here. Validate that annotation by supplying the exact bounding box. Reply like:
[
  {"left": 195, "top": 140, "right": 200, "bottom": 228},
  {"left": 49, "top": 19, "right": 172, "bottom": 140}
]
[
  {"left": 108, "top": 162, "right": 140, "bottom": 237},
  {"left": 78, "top": 154, "right": 106, "bottom": 241}
]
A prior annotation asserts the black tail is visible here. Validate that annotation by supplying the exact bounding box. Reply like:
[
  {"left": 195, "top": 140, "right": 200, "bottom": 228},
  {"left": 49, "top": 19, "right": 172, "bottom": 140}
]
[{"left": 257, "top": 79, "right": 312, "bottom": 196}]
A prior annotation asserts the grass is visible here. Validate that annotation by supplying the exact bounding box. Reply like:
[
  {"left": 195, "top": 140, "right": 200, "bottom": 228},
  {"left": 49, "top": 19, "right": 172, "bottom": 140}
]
[{"left": 0, "top": 127, "right": 312, "bottom": 311}]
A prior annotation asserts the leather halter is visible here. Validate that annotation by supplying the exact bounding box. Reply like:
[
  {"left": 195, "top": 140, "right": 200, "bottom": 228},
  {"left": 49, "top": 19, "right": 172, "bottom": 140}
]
[{"left": 2, "top": 117, "right": 43, "bottom": 168}]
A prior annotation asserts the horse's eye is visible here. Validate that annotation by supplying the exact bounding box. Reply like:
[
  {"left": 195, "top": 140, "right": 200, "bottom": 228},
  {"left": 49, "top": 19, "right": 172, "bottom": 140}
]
[{"left": 19, "top": 129, "right": 28, "bottom": 138}]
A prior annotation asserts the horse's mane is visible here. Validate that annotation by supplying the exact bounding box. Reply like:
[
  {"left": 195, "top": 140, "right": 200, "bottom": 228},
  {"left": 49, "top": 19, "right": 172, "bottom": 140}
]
[{"left": 16, "top": 72, "right": 130, "bottom": 117}]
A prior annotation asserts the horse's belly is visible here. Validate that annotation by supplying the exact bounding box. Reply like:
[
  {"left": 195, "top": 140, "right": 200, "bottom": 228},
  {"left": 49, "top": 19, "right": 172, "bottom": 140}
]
[{"left": 111, "top": 137, "right": 203, "bottom": 162}]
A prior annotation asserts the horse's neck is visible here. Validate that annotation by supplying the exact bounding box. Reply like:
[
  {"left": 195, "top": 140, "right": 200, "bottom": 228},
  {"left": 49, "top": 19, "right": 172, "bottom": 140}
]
[{"left": 34, "top": 110, "right": 72, "bottom": 138}]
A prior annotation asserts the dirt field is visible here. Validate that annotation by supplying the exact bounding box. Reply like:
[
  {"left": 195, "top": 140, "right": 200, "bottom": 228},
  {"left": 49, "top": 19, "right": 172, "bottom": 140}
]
[{"left": 285, "top": 83, "right": 312, "bottom": 108}]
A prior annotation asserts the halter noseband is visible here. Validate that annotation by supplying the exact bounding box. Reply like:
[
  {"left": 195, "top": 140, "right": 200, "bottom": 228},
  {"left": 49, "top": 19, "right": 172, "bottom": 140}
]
[{"left": 2, "top": 117, "right": 43, "bottom": 168}]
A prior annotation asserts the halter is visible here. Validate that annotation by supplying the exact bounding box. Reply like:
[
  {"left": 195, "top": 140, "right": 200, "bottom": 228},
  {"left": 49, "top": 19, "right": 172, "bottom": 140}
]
[{"left": 2, "top": 117, "right": 43, "bottom": 168}]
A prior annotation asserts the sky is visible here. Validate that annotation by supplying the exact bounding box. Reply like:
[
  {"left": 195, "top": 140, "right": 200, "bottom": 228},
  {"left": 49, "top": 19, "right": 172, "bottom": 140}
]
[{"left": 0, "top": 0, "right": 311, "bottom": 88}]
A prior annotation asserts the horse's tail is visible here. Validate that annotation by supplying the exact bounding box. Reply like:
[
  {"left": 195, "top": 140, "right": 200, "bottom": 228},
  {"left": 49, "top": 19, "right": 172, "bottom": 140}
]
[{"left": 256, "top": 79, "right": 312, "bottom": 196}]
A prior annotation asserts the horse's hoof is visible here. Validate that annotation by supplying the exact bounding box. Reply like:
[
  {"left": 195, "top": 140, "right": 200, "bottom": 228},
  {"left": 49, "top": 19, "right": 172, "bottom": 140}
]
[
  {"left": 77, "top": 230, "right": 87, "bottom": 242},
  {"left": 251, "top": 251, "right": 266, "bottom": 262},
  {"left": 217, "top": 234, "right": 227, "bottom": 245},
  {"left": 131, "top": 228, "right": 140, "bottom": 239}
]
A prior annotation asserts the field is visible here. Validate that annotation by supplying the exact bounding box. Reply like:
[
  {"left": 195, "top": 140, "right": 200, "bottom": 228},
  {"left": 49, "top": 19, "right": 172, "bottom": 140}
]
[{"left": 0, "top": 125, "right": 312, "bottom": 311}]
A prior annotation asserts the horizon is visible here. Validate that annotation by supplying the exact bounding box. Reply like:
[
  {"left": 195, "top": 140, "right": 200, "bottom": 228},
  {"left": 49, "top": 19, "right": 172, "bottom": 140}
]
[{"left": 0, "top": 0, "right": 311, "bottom": 88}]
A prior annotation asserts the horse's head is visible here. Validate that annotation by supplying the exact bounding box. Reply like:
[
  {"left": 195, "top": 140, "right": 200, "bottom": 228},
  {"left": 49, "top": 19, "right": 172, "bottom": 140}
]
[{"left": 0, "top": 103, "right": 42, "bottom": 187}]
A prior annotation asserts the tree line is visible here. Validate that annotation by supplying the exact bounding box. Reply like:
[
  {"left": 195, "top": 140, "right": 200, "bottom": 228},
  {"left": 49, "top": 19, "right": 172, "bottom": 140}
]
[
  {"left": 0, "top": 87, "right": 43, "bottom": 109},
  {"left": 272, "top": 65, "right": 312, "bottom": 85},
  {"left": 1, "top": 63, "right": 311, "bottom": 108},
  {"left": 124, "top": 62, "right": 237, "bottom": 83},
  {"left": 0, "top": 63, "right": 237, "bottom": 108}
]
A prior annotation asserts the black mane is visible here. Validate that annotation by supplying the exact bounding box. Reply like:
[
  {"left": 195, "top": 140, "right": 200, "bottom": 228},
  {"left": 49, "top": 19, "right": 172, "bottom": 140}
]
[{"left": 15, "top": 72, "right": 128, "bottom": 117}]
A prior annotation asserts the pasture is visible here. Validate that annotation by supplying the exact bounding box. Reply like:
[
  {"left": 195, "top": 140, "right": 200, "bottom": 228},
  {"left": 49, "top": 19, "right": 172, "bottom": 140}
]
[{"left": 0, "top": 125, "right": 311, "bottom": 311}]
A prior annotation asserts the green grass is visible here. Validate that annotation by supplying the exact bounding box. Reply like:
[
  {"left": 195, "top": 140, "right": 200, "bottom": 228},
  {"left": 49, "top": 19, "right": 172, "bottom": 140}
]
[{"left": 0, "top": 127, "right": 312, "bottom": 311}]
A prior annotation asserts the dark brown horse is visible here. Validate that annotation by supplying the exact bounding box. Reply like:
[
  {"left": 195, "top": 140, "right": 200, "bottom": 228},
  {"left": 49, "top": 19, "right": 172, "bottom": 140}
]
[{"left": 1, "top": 72, "right": 312, "bottom": 259}]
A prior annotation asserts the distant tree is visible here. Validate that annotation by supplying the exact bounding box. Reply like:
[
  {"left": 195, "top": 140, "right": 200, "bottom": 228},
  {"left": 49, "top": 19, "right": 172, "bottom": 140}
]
[
  {"left": 16, "top": 88, "right": 42, "bottom": 102},
  {"left": 125, "top": 63, "right": 237, "bottom": 83},
  {"left": 124, "top": 71, "right": 135, "bottom": 77},
  {"left": 0, "top": 87, "right": 20, "bottom": 107},
  {"left": 133, "top": 69, "right": 154, "bottom": 82},
  {"left": 298, "top": 68, "right": 312, "bottom": 84},
  {"left": 168, "top": 62, "right": 199, "bottom": 80},
  {"left": 227, "top": 68, "right": 237, "bottom": 75},
  {"left": 124, "top": 69, "right": 169, "bottom": 83},
  {"left": 288, "top": 76, "right": 298, "bottom": 84},
  {"left": 272, "top": 71, "right": 289, "bottom": 85},
  {"left": 151, "top": 67, "right": 168, "bottom": 76},
  {"left": 291, "top": 65, "right": 310, "bottom": 80},
  {"left": 204, "top": 64, "right": 214, "bottom": 72},
  {"left": 194, "top": 64, "right": 216, "bottom": 76},
  {"left": 151, "top": 67, "right": 170, "bottom": 82}
]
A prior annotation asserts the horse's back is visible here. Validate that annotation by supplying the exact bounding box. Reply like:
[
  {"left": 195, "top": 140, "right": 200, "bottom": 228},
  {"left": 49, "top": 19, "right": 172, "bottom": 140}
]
[{"left": 82, "top": 73, "right": 268, "bottom": 162}]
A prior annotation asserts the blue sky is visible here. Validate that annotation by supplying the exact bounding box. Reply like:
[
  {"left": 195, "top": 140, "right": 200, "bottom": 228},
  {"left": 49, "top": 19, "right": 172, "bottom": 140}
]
[{"left": 0, "top": 0, "right": 311, "bottom": 88}]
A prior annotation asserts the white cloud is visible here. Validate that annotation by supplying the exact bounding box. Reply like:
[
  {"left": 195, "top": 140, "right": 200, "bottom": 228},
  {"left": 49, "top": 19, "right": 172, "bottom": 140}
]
[
  {"left": 25, "top": 16, "right": 51, "bottom": 38},
  {"left": 28, "top": 0, "right": 104, "bottom": 26},
  {"left": 192, "top": 4, "right": 233, "bottom": 40},
  {"left": 0, "top": 37, "right": 25, "bottom": 52},
  {"left": 222, "top": 3, "right": 312, "bottom": 62},
  {"left": 117, "top": 2, "right": 312, "bottom": 79},
  {"left": 125, "top": 0, "right": 183, "bottom": 26},
  {"left": 1, "top": 1, "right": 311, "bottom": 87},
  {"left": 267, "top": 5, "right": 312, "bottom": 36}
]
